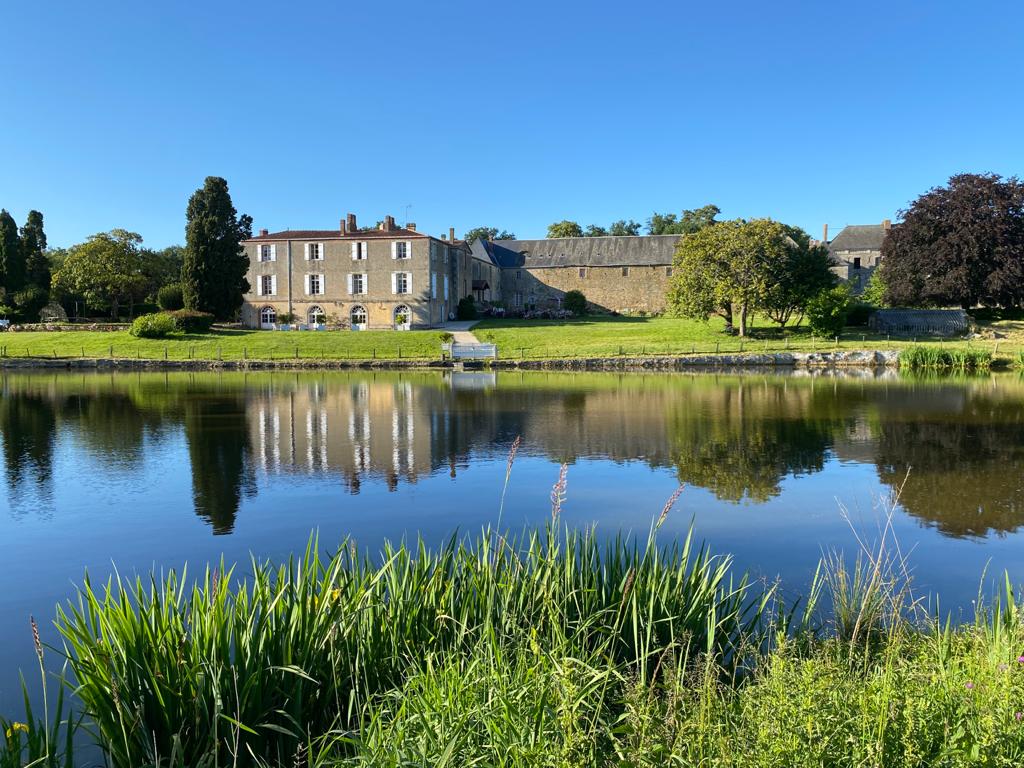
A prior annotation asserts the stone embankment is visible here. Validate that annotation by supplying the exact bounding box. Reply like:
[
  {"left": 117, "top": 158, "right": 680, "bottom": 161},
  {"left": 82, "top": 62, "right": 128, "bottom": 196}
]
[{"left": 0, "top": 350, "right": 901, "bottom": 371}]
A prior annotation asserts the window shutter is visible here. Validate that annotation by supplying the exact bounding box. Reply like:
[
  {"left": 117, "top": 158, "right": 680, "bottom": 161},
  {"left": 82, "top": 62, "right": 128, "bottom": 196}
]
[
  {"left": 431, "top": 273, "right": 437, "bottom": 298},
  {"left": 391, "top": 272, "right": 397, "bottom": 294},
  {"left": 406, "top": 272, "right": 413, "bottom": 294},
  {"left": 406, "top": 241, "right": 413, "bottom": 258},
  {"left": 351, "top": 242, "right": 358, "bottom": 260},
  {"left": 347, "top": 274, "right": 353, "bottom": 294},
  {"left": 304, "top": 275, "right": 310, "bottom": 295},
  {"left": 444, "top": 275, "right": 449, "bottom": 300},
  {"left": 271, "top": 275, "right": 277, "bottom": 295},
  {"left": 256, "top": 277, "right": 262, "bottom": 296},
  {"left": 361, "top": 273, "right": 368, "bottom": 294},
  {"left": 391, "top": 242, "right": 397, "bottom": 260},
  {"left": 304, "top": 243, "right": 310, "bottom": 261},
  {"left": 319, "top": 243, "right": 325, "bottom": 260},
  {"left": 270, "top": 244, "right": 277, "bottom": 262},
  {"left": 318, "top": 274, "right": 325, "bottom": 295}
]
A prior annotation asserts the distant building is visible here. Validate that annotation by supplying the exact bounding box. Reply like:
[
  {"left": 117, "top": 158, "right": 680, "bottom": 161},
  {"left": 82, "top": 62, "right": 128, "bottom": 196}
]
[
  {"left": 472, "top": 235, "right": 681, "bottom": 314},
  {"left": 827, "top": 220, "right": 891, "bottom": 293}
]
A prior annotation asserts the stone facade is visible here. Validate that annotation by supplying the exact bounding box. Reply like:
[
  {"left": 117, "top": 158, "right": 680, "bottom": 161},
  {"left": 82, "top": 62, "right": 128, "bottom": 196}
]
[
  {"left": 499, "top": 264, "right": 673, "bottom": 314},
  {"left": 242, "top": 215, "right": 474, "bottom": 330},
  {"left": 827, "top": 221, "right": 890, "bottom": 294}
]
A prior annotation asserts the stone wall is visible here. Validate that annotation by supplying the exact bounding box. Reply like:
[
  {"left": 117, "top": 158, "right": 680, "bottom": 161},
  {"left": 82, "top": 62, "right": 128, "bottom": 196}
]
[{"left": 500, "top": 264, "right": 672, "bottom": 314}]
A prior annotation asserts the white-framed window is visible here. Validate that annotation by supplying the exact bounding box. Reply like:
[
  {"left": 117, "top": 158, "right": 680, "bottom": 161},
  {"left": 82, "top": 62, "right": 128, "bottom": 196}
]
[
  {"left": 350, "top": 305, "right": 367, "bottom": 328},
  {"left": 392, "top": 272, "right": 411, "bottom": 295},
  {"left": 260, "top": 244, "right": 276, "bottom": 262},
  {"left": 392, "top": 241, "right": 410, "bottom": 260},
  {"left": 259, "top": 274, "right": 275, "bottom": 296},
  {"left": 306, "top": 274, "right": 323, "bottom": 295},
  {"left": 260, "top": 306, "right": 276, "bottom": 327},
  {"left": 394, "top": 304, "right": 411, "bottom": 329},
  {"left": 307, "top": 305, "right": 326, "bottom": 325},
  {"left": 347, "top": 273, "right": 367, "bottom": 295},
  {"left": 305, "top": 242, "right": 323, "bottom": 260},
  {"left": 351, "top": 241, "right": 367, "bottom": 260}
]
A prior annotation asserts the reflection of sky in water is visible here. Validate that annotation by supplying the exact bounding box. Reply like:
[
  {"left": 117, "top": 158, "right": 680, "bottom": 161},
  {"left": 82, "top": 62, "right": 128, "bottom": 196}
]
[{"left": 2, "top": 369, "right": 1024, "bottom": 717}]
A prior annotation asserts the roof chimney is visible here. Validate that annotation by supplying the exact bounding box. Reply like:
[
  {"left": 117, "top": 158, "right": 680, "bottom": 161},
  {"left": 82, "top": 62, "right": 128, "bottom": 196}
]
[
  {"left": 406, "top": 222, "right": 416, "bottom": 231},
  {"left": 383, "top": 215, "right": 396, "bottom": 231},
  {"left": 346, "top": 213, "right": 357, "bottom": 233},
  {"left": 259, "top": 228, "right": 269, "bottom": 237},
  {"left": 822, "top": 223, "right": 828, "bottom": 243},
  {"left": 449, "top": 227, "right": 456, "bottom": 242},
  {"left": 339, "top": 218, "right": 346, "bottom": 234},
  {"left": 882, "top": 219, "right": 891, "bottom": 231}
]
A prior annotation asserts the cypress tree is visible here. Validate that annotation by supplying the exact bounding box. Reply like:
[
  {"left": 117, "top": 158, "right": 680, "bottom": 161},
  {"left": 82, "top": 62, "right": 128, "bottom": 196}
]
[
  {"left": 0, "top": 209, "right": 24, "bottom": 294},
  {"left": 20, "top": 210, "right": 51, "bottom": 290},
  {"left": 182, "top": 177, "right": 252, "bottom": 320}
]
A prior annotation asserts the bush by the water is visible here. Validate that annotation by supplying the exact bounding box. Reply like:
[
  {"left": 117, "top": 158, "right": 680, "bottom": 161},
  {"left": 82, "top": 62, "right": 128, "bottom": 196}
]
[
  {"left": 156, "top": 283, "right": 185, "bottom": 311},
  {"left": 846, "top": 301, "right": 874, "bottom": 326},
  {"left": 128, "top": 312, "right": 178, "bottom": 338},
  {"left": 806, "top": 285, "right": 853, "bottom": 337},
  {"left": 900, "top": 345, "right": 992, "bottom": 372},
  {"left": 167, "top": 308, "right": 215, "bottom": 333},
  {"left": 563, "top": 289, "right": 588, "bottom": 316},
  {"left": 456, "top": 295, "right": 477, "bottom": 320}
]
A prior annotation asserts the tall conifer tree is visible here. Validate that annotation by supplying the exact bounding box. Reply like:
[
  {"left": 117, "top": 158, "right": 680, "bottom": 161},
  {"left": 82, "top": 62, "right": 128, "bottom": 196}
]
[
  {"left": 20, "top": 210, "right": 50, "bottom": 290},
  {"left": 0, "top": 209, "right": 24, "bottom": 294},
  {"left": 182, "top": 177, "right": 252, "bottom": 319}
]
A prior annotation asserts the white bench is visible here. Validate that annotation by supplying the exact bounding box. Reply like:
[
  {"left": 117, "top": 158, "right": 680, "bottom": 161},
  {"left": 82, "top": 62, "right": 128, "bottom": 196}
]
[{"left": 443, "top": 342, "right": 497, "bottom": 360}]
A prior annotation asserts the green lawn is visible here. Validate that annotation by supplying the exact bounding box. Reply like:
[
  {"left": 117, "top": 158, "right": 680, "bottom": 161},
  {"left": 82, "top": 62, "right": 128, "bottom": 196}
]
[
  {"left": 473, "top": 315, "right": 1024, "bottom": 362},
  {"left": 0, "top": 328, "right": 445, "bottom": 361}
]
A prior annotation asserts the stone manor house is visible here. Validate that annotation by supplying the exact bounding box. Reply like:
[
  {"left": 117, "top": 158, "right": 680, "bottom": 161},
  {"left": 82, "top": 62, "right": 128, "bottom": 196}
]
[{"left": 242, "top": 213, "right": 888, "bottom": 329}]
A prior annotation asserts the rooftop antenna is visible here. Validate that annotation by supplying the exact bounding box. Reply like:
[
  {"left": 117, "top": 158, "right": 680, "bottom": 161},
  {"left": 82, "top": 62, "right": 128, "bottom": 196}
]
[{"left": 404, "top": 204, "right": 413, "bottom": 225}]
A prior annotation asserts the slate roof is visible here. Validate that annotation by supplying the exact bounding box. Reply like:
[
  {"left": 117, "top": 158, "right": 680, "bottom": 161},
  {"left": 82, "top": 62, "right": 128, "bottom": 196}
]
[
  {"left": 472, "top": 235, "right": 681, "bottom": 269},
  {"left": 247, "top": 227, "right": 428, "bottom": 242},
  {"left": 828, "top": 224, "right": 888, "bottom": 253}
]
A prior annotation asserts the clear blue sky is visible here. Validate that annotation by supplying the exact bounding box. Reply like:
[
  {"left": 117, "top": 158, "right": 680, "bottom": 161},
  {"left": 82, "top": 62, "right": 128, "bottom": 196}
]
[{"left": 1, "top": 0, "right": 1021, "bottom": 248}]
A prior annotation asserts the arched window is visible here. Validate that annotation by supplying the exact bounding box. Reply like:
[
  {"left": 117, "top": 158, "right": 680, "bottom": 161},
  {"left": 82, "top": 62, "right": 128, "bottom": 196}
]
[
  {"left": 307, "top": 305, "right": 325, "bottom": 326},
  {"left": 350, "top": 305, "right": 367, "bottom": 330},
  {"left": 260, "top": 306, "right": 276, "bottom": 329},
  {"left": 393, "top": 304, "right": 411, "bottom": 330}
]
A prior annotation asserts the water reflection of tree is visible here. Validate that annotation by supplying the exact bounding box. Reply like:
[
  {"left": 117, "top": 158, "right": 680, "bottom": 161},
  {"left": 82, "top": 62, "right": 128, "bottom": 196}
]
[
  {"left": 876, "top": 398, "right": 1024, "bottom": 537},
  {"left": 666, "top": 380, "right": 840, "bottom": 502},
  {"left": 183, "top": 394, "right": 256, "bottom": 534},
  {"left": 0, "top": 390, "right": 57, "bottom": 497}
]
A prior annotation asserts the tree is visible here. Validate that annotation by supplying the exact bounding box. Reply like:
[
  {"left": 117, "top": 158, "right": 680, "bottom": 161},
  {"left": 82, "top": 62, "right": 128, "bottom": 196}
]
[
  {"left": 861, "top": 269, "right": 888, "bottom": 308},
  {"left": 563, "top": 289, "right": 588, "bottom": 315},
  {"left": 0, "top": 209, "right": 24, "bottom": 294},
  {"left": 52, "top": 229, "right": 147, "bottom": 319},
  {"left": 140, "top": 245, "right": 184, "bottom": 301},
  {"left": 762, "top": 226, "right": 837, "bottom": 328},
  {"left": 805, "top": 284, "right": 852, "bottom": 337},
  {"left": 463, "top": 226, "right": 515, "bottom": 242},
  {"left": 546, "top": 220, "right": 584, "bottom": 238},
  {"left": 648, "top": 204, "right": 720, "bottom": 235},
  {"left": 882, "top": 173, "right": 1024, "bottom": 308},
  {"left": 182, "top": 177, "right": 252, "bottom": 320},
  {"left": 20, "top": 210, "right": 50, "bottom": 291},
  {"left": 608, "top": 219, "right": 642, "bottom": 236},
  {"left": 583, "top": 224, "right": 608, "bottom": 237},
  {"left": 667, "top": 219, "right": 789, "bottom": 336}
]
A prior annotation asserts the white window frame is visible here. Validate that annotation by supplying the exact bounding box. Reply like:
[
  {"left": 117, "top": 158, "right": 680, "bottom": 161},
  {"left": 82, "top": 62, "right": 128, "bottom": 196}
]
[
  {"left": 347, "top": 273, "right": 367, "bottom": 295},
  {"left": 260, "top": 244, "right": 277, "bottom": 262},
  {"left": 351, "top": 241, "right": 367, "bottom": 260},
  {"left": 392, "top": 271, "right": 411, "bottom": 295},
  {"left": 307, "top": 305, "right": 326, "bottom": 325},
  {"left": 260, "top": 306, "right": 277, "bottom": 327},
  {"left": 259, "top": 274, "right": 276, "bottom": 296},
  {"left": 392, "top": 241, "right": 410, "bottom": 260},
  {"left": 305, "top": 274, "right": 324, "bottom": 296},
  {"left": 305, "top": 242, "right": 324, "bottom": 261},
  {"left": 350, "top": 305, "right": 368, "bottom": 329}
]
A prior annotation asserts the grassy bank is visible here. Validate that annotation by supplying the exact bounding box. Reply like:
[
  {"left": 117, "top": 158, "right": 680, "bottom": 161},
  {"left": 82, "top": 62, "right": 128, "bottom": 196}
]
[
  {"left": 6, "top": 497, "right": 1024, "bottom": 765},
  {"left": 0, "top": 328, "right": 445, "bottom": 361},
  {"left": 473, "top": 316, "right": 1022, "bottom": 363}
]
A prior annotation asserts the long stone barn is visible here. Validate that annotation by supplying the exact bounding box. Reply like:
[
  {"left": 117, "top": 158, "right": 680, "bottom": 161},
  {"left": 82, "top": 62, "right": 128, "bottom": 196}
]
[{"left": 472, "top": 235, "right": 682, "bottom": 314}]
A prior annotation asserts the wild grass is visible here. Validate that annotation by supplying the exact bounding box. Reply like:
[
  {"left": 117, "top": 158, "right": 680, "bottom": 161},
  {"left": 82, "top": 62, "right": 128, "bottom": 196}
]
[{"left": 899, "top": 345, "right": 993, "bottom": 371}]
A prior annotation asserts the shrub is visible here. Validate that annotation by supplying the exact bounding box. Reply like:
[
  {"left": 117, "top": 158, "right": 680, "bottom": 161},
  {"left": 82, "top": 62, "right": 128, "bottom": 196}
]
[
  {"left": 861, "top": 269, "right": 888, "bottom": 308},
  {"left": 167, "top": 309, "right": 214, "bottom": 333},
  {"left": 563, "top": 290, "right": 588, "bottom": 316},
  {"left": 156, "top": 283, "right": 184, "bottom": 311},
  {"left": 12, "top": 286, "right": 49, "bottom": 322},
  {"left": 129, "top": 312, "right": 178, "bottom": 338},
  {"left": 846, "top": 302, "right": 874, "bottom": 326},
  {"left": 456, "top": 296, "right": 477, "bottom": 320},
  {"left": 806, "top": 285, "right": 852, "bottom": 337}
]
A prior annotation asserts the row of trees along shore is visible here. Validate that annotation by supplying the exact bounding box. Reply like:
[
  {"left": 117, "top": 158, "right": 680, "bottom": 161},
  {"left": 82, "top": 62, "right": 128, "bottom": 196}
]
[{"left": 0, "top": 177, "right": 251, "bottom": 322}]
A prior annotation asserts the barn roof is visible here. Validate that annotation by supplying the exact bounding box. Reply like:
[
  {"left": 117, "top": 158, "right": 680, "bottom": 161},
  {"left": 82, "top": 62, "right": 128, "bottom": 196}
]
[
  {"left": 828, "top": 224, "right": 888, "bottom": 253},
  {"left": 472, "top": 235, "right": 681, "bottom": 269}
]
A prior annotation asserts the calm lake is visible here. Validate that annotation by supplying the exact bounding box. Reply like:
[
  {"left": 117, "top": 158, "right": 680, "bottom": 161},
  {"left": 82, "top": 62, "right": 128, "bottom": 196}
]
[{"left": 2, "top": 368, "right": 1024, "bottom": 714}]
